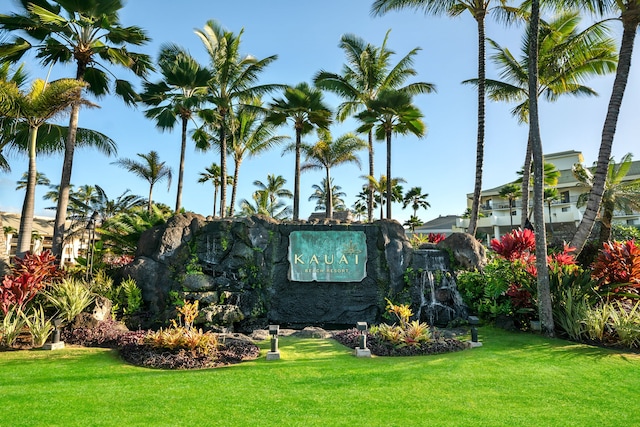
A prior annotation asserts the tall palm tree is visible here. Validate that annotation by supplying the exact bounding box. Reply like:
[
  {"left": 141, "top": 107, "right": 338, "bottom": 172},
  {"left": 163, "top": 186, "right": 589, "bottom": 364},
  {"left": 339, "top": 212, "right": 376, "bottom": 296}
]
[
  {"left": 314, "top": 30, "right": 435, "bottom": 222},
  {"left": 112, "top": 151, "right": 173, "bottom": 214},
  {"left": 466, "top": 12, "right": 617, "bottom": 227},
  {"left": 573, "top": 153, "right": 640, "bottom": 245},
  {"left": 371, "top": 0, "right": 519, "bottom": 236},
  {"left": 308, "top": 178, "right": 347, "bottom": 212},
  {"left": 0, "top": 77, "right": 86, "bottom": 257},
  {"left": 402, "top": 186, "right": 430, "bottom": 218},
  {"left": 0, "top": 60, "right": 28, "bottom": 172},
  {"left": 0, "top": 0, "right": 153, "bottom": 257},
  {"left": 300, "top": 130, "right": 366, "bottom": 218},
  {"left": 198, "top": 163, "right": 222, "bottom": 217},
  {"left": 356, "top": 89, "right": 425, "bottom": 219},
  {"left": 141, "top": 43, "right": 211, "bottom": 213},
  {"left": 364, "top": 174, "right": 406, "bottom": 220},
  {"left": 195, "top": 20, "right": 280, "bottom": 218},
  {"left": 267, "top": 82, "right": 332, "bottom": 220},
  {"left": 568, "top": 0, "right": 640, "bottom": 256},
  {"left": 499, "top": 183, "right": 522, "bottom": 228},
  {"left": 197, "top": 101, "right": 288, "bottom": 216}
]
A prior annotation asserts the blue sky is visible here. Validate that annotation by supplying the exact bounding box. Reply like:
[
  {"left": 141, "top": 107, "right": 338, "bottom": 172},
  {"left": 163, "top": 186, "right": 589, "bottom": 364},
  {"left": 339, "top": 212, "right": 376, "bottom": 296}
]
[{"left": 1, "top": 1, "right": 638, "bottom": 225}]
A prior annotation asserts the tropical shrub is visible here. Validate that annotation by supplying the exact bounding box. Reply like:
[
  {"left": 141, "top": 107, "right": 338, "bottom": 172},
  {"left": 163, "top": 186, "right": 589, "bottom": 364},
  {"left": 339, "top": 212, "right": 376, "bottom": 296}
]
[
  {"left": 591, "top": 240, "right": 640, "bottom": 295},
  {"left": 549, "top": 267, "right": 596, "bottom": 341},
  {"left": 44, "top": 278, "right": 95, "bottom": 323},
  {"left": 0, "top": 306, "right": 27, "bottom": 348},
  {"left": 369, "top": 300, "right": 431, "bottom": 347},
  {"left": 24, "top": 304, "right": 54, "bottom": 347},
  {"left": 609, "top": 300, "right": 640, "bottom": 348}
]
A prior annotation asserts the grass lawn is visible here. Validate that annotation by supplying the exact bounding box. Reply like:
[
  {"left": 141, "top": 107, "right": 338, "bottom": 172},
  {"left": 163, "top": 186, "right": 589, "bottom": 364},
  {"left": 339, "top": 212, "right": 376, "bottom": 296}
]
[{"left": 1, "top": 327, "right": 638, "bottom": 427}]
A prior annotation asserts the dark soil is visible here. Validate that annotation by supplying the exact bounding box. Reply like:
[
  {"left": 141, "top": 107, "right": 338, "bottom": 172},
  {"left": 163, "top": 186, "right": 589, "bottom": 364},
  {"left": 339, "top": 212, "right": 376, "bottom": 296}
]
[{"left": 332, "top": 328, "right": 470, "bottom": 356}]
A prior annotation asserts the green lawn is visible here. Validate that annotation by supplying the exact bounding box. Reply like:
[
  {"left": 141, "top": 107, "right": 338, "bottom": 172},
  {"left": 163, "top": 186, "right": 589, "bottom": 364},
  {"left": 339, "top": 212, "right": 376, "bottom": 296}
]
[{"left": 1, "top": 327, "right": 638, "bottom": 427}]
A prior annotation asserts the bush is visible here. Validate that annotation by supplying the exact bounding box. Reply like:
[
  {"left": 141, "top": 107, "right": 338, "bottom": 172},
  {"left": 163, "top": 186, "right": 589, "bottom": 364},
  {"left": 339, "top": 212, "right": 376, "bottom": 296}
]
[
  {"left": 0, "top": 306, "right": 27, "bottom": 348},
  {"left": 44, "top": 278, "right": 95, "bottom": 324},
  {"left": 591, "top": 240, "right": 640, "bottom": 295},
  {"left": 24, "top": 304, "right": 53, "bottom": 347}
]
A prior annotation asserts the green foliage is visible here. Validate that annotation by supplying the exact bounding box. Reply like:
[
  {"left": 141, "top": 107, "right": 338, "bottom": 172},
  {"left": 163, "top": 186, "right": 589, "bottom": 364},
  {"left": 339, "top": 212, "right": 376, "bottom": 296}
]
[
  {"left": 24, "top": 304, "right": 53, "bottom": 347},
  {"left": 549, "top": 267, "right": 595, "bottom": 341},
  {"left": 612, "top": 224, "right": 640, "bottom": 242},
  {"left": 44, "top": 278, "right": 95, "bottom": 324},
  {"left": 370, "top": 299, "right": 432, "bottom": 348},
  {"left": 609, "top": 300, "right": 640, "bottom": 348},
  {"left": 0, "top": 306, "right": 26, "bottom": 348}
]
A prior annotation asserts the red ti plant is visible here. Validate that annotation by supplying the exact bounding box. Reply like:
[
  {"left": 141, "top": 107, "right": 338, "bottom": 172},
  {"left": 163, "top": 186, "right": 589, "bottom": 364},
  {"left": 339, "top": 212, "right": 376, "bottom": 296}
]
[
  {"left": 490, "top": 228, "right": 536, "bottom": 261},
  {"left": 591, "top": 240, "right": 640, "bottom": 292},
  {"left": 0, "top": 250, "right": 62, "bottom": 315},
  {"left": 427, "top": 233, "right": 446, "bottom": 244}
]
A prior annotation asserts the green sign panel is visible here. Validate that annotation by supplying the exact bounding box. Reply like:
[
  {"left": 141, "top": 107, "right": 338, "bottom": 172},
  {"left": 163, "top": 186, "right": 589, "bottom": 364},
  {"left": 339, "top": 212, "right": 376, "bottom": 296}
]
[{"left": 288, "top": 230, "right": 367, "bottom": 282}]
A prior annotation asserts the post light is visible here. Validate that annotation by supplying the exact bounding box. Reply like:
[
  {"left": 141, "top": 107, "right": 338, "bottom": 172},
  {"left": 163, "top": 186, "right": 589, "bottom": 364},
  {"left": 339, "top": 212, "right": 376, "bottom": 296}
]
[
  {"left": 267, "top": 324, "right": 280, "bottom": 360},
  {"left": 355, "top": 321, "right": 371, "bottom": 358},
  {"left": 468, "top": 315, "right": 482, "bottom": 347},
  {"left": 43, "top": 318, "right": 65, "bottom": 350},
  {"left": 85, "top": 211, "right": 99, "bottom": 281}
]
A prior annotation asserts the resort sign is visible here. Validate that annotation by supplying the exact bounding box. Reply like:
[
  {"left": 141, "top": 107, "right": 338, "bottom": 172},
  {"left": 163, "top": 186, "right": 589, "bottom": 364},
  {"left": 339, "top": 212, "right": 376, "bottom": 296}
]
[{"left": 288, "top": 231, "right": 367, "bottom": 282}]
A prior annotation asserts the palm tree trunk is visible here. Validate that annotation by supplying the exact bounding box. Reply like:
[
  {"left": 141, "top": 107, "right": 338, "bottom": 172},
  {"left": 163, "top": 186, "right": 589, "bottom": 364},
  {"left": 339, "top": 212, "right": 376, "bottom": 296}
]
[
  {"left": 230, "top": 158, "right": 241, "bottom": 217},
  {"left": 52, "top": 101, "right": 80, "bottom": 258},
  {"left": 598, "top": 207, "right": 613, "bottom": 245},
  {"left": 386, "top": 130, "right": 392, "bottom": 220},
  {"left": 213, "top": 184, "right": 218, "bottom": 218},
  {"left": 16, "top": 127, "right": 39, "bottom": 258},
  {"left": 547, "top": 202, "right": 554, "bottom": 236},
  {"left": 570, "top": 20, "right": 637, "bottom": 256},
  {"left": 367, "top": 130, "right": 374, "bottom": 223},
  {"left": 528, "top": 0, "right": 554, "bottom": 338},
  {"left": 219, "top": 114, "right": 228, "bottom": 218},
  {"left": 175, "top": 118, "right": 188, "bottom": 213},
  {"left": 293, "top": 130, "right": 301, "bottom": 221},
  {"left": 148, "top": 184, "right": 154, "bottom": 214},
  {"left": 326, "top": 169, "right": 333, "bottom": 219},
  {"left": 467, "top": 14, "right": 487, "bottom": 237},
  {"left": 520, "top": 136, "right": 533, "bottom": 228}
]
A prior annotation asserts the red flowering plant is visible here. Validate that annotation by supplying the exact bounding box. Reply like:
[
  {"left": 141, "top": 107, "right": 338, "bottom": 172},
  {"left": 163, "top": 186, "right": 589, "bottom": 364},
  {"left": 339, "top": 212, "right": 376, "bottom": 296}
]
[
  {"left": 591, "top": 240, "right": 640, "bottom": 297},
  {"left": 0, "top": 250, "right": 63, "bottom": 315},
  {"left": 427, "top": 233, "right": 446, "bottom": 244}
]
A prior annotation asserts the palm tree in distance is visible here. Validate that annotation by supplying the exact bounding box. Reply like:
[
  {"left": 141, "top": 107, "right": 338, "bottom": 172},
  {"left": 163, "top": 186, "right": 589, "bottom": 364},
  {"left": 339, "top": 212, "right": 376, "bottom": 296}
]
[
  {"left": 0, "top": 77, "right": 87, "bottom": 257},
  {"left": 573, "top": 153, "right": 640, "bottom": 245},
  {"left": 356, "top": 89, "right": 425, "bottom": 219},
  {"left": 16, "top": 171, "right": 50, "bottom": 190},
  {"left": 195, "top": 20, "right": 280, "bottom": 218},
  {"left": 267, "top": 82, "right": 332, "bottom": 220},
  {"left": 308, "top": 178, "right": 348, "bottom": 212},
  {"left": 112, "top": 151, "right": 173, "bottom": 214},
  {"left": 371, "top": 0, "right": 520, "bottom": 236},
  {"left": 0, "top": 0, "right": 153, "bottom": 257},
  {"left": 240, "top": 174, "right": 293, "bottom": 220},
  {"left": 402, "top": 186, "right": 430, "bottom": 218},
  {"left": 198, "top": 163, "right": 223, "bottom": 217},
  {"left": 543, "top": 187, "right": 559, "bottom": 236},
  {"left": 465, "top": 12, "right": 617, "bottom": 228},
  {"left": 364, "top": 174, "right": 406, "bottom": 220},
  {"left": 141, "top": 43, "right": 211, "bottom": 213},
  {"left": 314, "top": 30, "right": 435, "bottom": 222},
  {"left": 499, "top": 183, "right": 522, "bottom": 228},
  {"left": 567, "top": 0, "right": 640, "bottom": 256},
  {"left": 299, "top": 130, "right": 366, "bottom": 219}
]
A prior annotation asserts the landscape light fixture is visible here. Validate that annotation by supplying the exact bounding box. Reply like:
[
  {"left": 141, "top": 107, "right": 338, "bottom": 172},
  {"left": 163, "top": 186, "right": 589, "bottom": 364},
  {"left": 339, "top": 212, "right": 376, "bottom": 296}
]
[
  {"left": 468, "top": 316, "right": 481, "bottom": 346},
  {"left": 267, "top": 324, "right": 280, "bottom": 360},
  {"left": 355, "top": 321, "right": 371, "bottom": 358},
  {"left": 43, "top": 317, "right": 65, "bottom": 350}
]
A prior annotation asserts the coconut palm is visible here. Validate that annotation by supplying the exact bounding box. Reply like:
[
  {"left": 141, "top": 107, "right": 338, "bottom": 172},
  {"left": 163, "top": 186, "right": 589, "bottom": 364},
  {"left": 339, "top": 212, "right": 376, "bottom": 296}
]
[
  {"left": 0, "top": 60, "right": 28, "bottom": 172},
  {"left": 543, "top": 187, "right": 560, "bottom": 236},
  {"left": 356, "top": 89, "right": 425, "bottom": 219},
  {"left": 112, "top": 151, "right": 173, "bottom": 214},
  {"left": 299, "top": 130, "right": 366, "bottom": 218},
  {"left": 0, "top": 77, "right": 86, "bottom": 257},
  {"left": 371, "top": 0, "right": 520, "bottom": 236},
  {"left": 0, "top": 0, "right": 153, "bottom": 256},
  {"left": 404, "top": 215, "right": 424, "bottom": 233},
  {"left": 16, "top": 171, "right": 49, "bottom": 190},
  {"left": 141, "top": 43, "right": 212, "bottom": 213},
  {"left": 402, "top": 186, "right": 430, "bottom": 218},
  {"left": 364, "top": 174, "right": 406, "bottom": 220},
  {"left": 198, "top": 163, "right": 222, "bottom": 217},
  {"left": 567, "top": 0, "right": 640, "bottom": 256},
  {"left": 314, "top": 30, "right": 435, "bottom": 222},
  {"left": 240, "top": 174, "right": 293, "bottom": 220},
  {"left": 195, "top": 20, "right": 280, "bottom": 218},
  {"left": 308, "top": 178, "right": 348, "bottom": 213},
  {"left": 499, "top": 183, "right": 522, "bottom": 228},
  {"left": 267, "top": 82, "right": 332, "bottom": 220},
  {"left": 466, "top": 12, "right": 617, "bottom": 227},
  {"left": 573, "top": 153, "right": 640, "bottom": 245}
]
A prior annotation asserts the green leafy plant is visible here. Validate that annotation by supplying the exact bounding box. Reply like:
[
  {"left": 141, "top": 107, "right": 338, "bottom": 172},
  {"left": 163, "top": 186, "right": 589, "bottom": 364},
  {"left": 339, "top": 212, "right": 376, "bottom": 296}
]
[
  {"left": 609, "top": 300, "right": 640, "bottom": 348},
  {"left": 120, "top": 277, "right": 142, "bottom": 315},
  {"left": 44, "top": 278, "right": 95, "bottom": 324},
  {"left": 369, "top": 300, "right": 431, "bottom": 348},
  {"left": 24, "top": 304, "right": 53, "bottom": 347},
  {"left": 1, "top": 306, "right": 27, "bottom": 348}
]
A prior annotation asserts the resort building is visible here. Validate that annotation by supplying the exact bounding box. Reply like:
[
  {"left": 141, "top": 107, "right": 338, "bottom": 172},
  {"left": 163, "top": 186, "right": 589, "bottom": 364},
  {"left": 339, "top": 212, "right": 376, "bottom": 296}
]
[{"left": 457, "top": 150, "right": 640, "bottom": 243}]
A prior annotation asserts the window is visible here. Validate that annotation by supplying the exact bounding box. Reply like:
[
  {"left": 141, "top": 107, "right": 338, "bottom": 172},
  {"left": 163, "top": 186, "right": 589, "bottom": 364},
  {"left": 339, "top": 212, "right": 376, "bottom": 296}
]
[
  {"left": 561, "top": 191, "right": 570, "bottom": 203},
  {"left": 561, "top": 207, "right": 569, "bottom": 212}
]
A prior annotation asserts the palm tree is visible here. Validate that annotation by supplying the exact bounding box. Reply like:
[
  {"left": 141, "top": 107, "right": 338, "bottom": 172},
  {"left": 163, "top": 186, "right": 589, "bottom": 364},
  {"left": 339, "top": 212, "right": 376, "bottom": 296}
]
[
  {"left": 466, "top": 12, "right": 617, "bottom": 227},
  {"left": 568, "top": 0, "right": 640, "bottom": 256},
  {"left": 543, "top": 187, "right": 559, "bottom": 236},
  {"left": 573, "top": 154, "right": 640, "bottom": 245},
  {"left": 356, "top": 89, "right": 425, "bottom": 219},
  {"left": 308, "top": 178, "right": 347, "bottom": 212},
  {"left": 112, "top": 151, "right": 173, "bottom": 214},
  {"left": 364, "top": 174, "right": 406, "bottom": 220},
  {"left": 141, "top": 43, "right": 211, "bottom": 213},
  {"left": 240, "top": 174, "right": 293, "bottom": 220},
  {"left": 499, "top": 183, "right": 522, "bottom": 228},
  {"left": 0, "top": 77, "right": 86, "bottom": 257},
  {"left": 0, "top": 60, "right": 28, "bottom": 172},
  {"left": 402, "top": 186, "right": 430, "bottom": 218},
  {"left": 198, "top": 163, "right": 223, "bottom": 217},
  {"left": 371, "top": 0, "right": 519, "bottom": 236},
  {"left": 0, "top": 0, "right": 153, "bottom": 257},
  {"left": 195, "top": 20, "right": 280, "bottom": 218},
  {"left": 314, "top": 30, "right": 435, "bottom": 222},
  {"left": 97, "top": 205, "right": 170, "bottom": 256},
  {"left": 300, "top": 130, "right": 366, "bottom": 218},
  {"left": 16, "top": 171, "right": 49, "bottom": 190},
  {"left": 404, "top": 215, "right": 424, "bottom": 233},
  {"left": 267, "top": 82, "right": 332, "bottom": 220}
]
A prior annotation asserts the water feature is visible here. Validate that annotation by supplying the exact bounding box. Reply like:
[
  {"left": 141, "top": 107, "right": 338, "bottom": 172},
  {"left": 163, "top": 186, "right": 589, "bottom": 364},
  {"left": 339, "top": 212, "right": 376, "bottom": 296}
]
[{"left": 411, "top": 249, "right": 468, "bottom": 326}]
